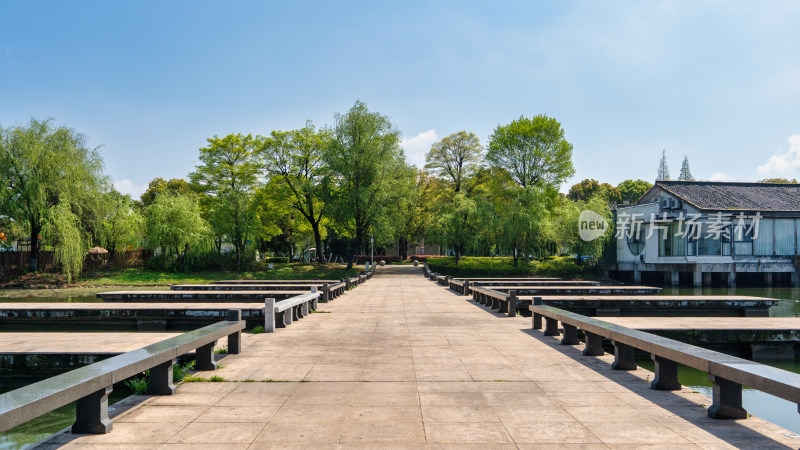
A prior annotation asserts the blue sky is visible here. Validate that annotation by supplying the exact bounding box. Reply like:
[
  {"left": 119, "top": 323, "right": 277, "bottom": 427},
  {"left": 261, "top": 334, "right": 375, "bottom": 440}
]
[{"left": 2, "top": 1, "right": 799, "bottom": 198}]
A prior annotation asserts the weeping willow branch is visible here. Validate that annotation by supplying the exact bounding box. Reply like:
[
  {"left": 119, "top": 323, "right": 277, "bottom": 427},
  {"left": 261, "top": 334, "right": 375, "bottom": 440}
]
[{"left": 49, "top": 203, "right": 85, "bottom": 282}]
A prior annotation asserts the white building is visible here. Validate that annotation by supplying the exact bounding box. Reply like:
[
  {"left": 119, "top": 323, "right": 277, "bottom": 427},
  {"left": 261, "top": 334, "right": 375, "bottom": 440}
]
[{"left": 613, "top": 181, "right": 800, "bottom": 287}]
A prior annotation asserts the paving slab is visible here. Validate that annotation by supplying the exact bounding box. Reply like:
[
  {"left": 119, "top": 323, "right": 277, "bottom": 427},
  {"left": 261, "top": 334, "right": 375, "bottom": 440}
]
[{"left": 47, "top": 266, "right": 800, "bottom": 447}]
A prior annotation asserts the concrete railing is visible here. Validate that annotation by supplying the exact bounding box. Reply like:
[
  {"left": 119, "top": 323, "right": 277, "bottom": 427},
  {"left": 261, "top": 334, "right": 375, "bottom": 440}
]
[
  {"left": 530, "top": 304, "right": 800, "bottom": 419},
  {"left": 471, "top": 286, "right": 519, "bottom": 317},
  {"left": 422, "top": 263, "right": 430, "bottom": 278},
  {"left": 264, "top": 292, "right": 322, "bottom": 332},
  {"left": 448, "top": 278, "right": 472, "bottom": 295},
  {"left": 0, "top": 310, "right": 245, "bottom": 434}
]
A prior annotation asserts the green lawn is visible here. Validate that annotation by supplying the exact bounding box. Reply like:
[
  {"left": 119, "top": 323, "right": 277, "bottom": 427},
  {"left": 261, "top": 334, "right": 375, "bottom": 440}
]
[{"left": 76, "top": 263, "right": 360, "bottom": 287}]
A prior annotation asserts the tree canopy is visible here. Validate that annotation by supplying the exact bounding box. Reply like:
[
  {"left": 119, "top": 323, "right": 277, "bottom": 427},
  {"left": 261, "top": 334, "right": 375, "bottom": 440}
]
[
  {"left": 190, "top": 133, "right": 262, "bottom": 271},
  {"left": 424, "top": 131, "right": 482, "bottom": 193},
  {"left": 617, "top": 179, "right": 653, "bottom": 204},
  {"left": 261, "top": 122, "right": 332, "bottom": 263},
  {"left": 0, "top": 119, "right": 108, "bottom": 276},
  {"left": 487, "top": 115, "right": 575, "bottom": 188}
]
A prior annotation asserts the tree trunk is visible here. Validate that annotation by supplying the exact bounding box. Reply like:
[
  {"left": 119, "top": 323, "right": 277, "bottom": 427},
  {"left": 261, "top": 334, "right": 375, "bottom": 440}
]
[
  {"left": 312, "top": 221, "right": 324, "bottom": 265},
  {"left": 454, "top": 245, "right": 461, "bottom": 265},
  {"left": 512, "top": 246, "right": 519, "bottom": 266},
  {"left": 346, "top": 239, "right": 355, "bottom": 270},
  {"left": 28, "top": 221, "right": 40, "bottom": 272}
]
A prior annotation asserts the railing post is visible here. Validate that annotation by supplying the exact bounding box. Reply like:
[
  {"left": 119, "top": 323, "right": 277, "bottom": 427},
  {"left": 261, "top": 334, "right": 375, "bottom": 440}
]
[
  {"left": 651, "top": 355, "right": 680, "bottom": 390},
  {"left": 283, "top": 309, "right": 293, "bottom": 326},
  {"left": 264, "top": 298, "right": 276, "bottom": 333},
  {"left": 345, "top": 277, "right": 351, "bottom": 289},
  {"left": 583, "top": 331, "right": 604, "bottom": 356},
  {"left": 708, "top": 375, "right": 747, "bottom": 419},
  {"left": 227, "top": 309, "right": 242, "bottom": 354},
  {"left": 72, "top": 385, "right": 113, "bottom": 434},
  {"left": 561, "top": 323, "right": 579, "bottom": 345},
  {"left": 322, "top": 284, "right": 330, "bottom": 303},
  {"left": 532, "top": 313, "right": 542, "bottom": 329},
  {"left": 147, "top": 359, "right": 177, "bottom": 395},
  {"left": 611, "top": 341, "right": 636, "bottom": 370},
  {"left": 544, "top": 317, "right": 560, "bottom": 336},
  {"left": 196, "top": 341, "right": 217, "bottom": 370},
  {"left": 464, "top": 279, "right": 470, "bottom": 295},
  {"left": 507, "top": 290, "right": 517, "bottom": 317}
]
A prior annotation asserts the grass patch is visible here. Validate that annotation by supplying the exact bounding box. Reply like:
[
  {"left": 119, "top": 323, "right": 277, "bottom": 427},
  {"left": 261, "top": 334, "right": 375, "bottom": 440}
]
[
  {"left": 250, "top": 325, "right": 265, "bottom": 334},
  {"left": 182, "top": 374, "right": 227, "bottom": 383},
  {"left": 75, "top": 263, "right": 359, "bottom": 287},
  {"left": 426, "top": 256, "right": 596, "bottom": 279},
  {"left": 214, "top": 347, "right": 228, "bottom": 354}
]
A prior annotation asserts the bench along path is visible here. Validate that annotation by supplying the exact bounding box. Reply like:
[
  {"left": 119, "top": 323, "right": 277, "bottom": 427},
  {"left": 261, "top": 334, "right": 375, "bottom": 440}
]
[{"left": 51, "top": 265, "right": 800, "bottom": 447}]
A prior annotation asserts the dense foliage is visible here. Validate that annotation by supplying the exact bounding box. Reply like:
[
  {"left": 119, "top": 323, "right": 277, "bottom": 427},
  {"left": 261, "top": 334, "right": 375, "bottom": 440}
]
[{"left": 1, "top": 102, "right": 635, "bottom": 278}]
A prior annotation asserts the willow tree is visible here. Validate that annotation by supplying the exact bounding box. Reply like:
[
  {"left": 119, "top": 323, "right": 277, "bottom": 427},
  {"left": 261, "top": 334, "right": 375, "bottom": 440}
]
[
  {"left": 261, "top": 122, "right": 331, "bottom": 263},
  {"left": 144, "top": 194, "right": 210, "bottom": 267},
  {"left": 324, "top": 100, "right": 405, "bottom": 268},
  {"left": 0, "top": 119, "right": 108, "bottom": 275},
  {"left": 190, "top": 133, "right": 261, "bottom": 271}
]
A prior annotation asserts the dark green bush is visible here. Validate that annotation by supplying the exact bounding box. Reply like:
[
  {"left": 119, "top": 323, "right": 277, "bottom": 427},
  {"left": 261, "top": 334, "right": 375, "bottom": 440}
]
[
  {"left": 426, "top": 256, "right": 592, "bottom": 278},
  {"left": 262, "top": 257, "right": 289, "bottom": 264}
]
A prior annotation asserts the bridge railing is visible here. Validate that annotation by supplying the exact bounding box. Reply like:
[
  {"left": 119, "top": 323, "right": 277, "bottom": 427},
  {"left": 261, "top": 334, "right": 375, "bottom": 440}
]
[
  {"left": 529, "top": 304, "right": 800, "bottom": 419},
  {"left": 0, "top": 309, "right": 245, "bottom": 435},
  {"left": 264, "top": 291, "right": 321, "bottom": 332},
  {"left": 471, "top": 286, "right": 520, "bottom": 317}
]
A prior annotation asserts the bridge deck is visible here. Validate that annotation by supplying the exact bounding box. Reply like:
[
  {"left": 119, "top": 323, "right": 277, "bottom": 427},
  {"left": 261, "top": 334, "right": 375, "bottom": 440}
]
[
  {"left": 601, "top": 316, "right": 800, "bottom": 330},
  {"left": 48, "top": 266, "right": 800, "bottom": 447},
  {"left": 0, "top": 332, "right": 181, "bottom": 354}
]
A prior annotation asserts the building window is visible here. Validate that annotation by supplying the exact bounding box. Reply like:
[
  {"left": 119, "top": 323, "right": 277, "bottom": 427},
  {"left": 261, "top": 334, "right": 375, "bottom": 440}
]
[
  {"left": 658, "top": 222, "right": 686, "bottom": 256},
  {"left": 627, "top": 227, "right": 645, "bottom": 256}
]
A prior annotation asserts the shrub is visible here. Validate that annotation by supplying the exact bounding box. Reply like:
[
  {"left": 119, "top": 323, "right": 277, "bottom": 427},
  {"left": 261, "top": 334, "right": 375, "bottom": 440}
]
[
  {"left": 262, "top": 257, "right": 289, "bottom": 264},
  {"left": 426, "top": 256, "right": 591, "bottom": 278},
  {"left": 124, "top": 370, "right": 150, "bottom": 395},
  {"left": 407, "top": 255, "right": 447, "bottom": 262},
  {"left": 250, "top": 325, "right": 265, "bottom": 333}
]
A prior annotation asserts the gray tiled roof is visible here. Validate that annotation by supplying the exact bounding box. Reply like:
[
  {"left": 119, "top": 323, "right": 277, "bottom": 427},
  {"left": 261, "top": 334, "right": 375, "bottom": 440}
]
[{"left": 653, "top": 181, "right": 800, "bottom": 212}]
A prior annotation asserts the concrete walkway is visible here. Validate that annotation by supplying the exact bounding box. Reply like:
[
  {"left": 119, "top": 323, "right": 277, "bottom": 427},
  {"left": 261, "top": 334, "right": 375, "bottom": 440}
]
[{"left": 47, "top": 266, "right": 800, "bottom": 448}]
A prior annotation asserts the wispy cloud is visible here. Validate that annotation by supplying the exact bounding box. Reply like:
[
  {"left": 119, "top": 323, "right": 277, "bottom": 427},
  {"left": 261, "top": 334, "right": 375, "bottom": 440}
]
[
  {"left": 758, "top": 135, "right": 800, "bottom": 174},
  {"left": 113, "top": 179, "right": 148, "bottom": 199},
  {"left": 400, "top": 129, "right": 437, "bottom": 168},
  {"left": 709, "top": 172, "right": 733, "bottom": 181}
]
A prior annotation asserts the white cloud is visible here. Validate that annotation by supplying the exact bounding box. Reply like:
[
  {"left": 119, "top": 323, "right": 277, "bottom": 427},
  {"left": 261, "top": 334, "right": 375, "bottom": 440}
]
[
  {"left": 758, "top": 134, "right": 800, "bottom": 174},
  {"left": 400, "top": 129, "right": 437, "bottom": 168},
  {"left": 709, "top": 172, "right": 733, "bottom": 181},
  {"left": 113, "top": 179, "right": 148, "bottom": 199}
]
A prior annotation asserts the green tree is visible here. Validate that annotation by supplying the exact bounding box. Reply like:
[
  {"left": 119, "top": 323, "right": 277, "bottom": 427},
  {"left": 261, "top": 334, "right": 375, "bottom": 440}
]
[
  {"left": 760, "top": 178, "right": 798, "bottom": 183},
  {"left": 144, "top": 194, "right": 210, "bottom": 267},
  {"left": 262, "top": 122, "right": 332, "bottom": 263},
  {"left": 140, "top": 178, "right": 192, "bottom": 207},
  {"left": 657, "top": 149, "right": 670, "bottom": 180},
  {"left": 424, "top": 131, "right": 482, "bottom": 193},
  {"left": 617, "top": 179, "right": 653, "bottom": 204},
  {"left": 555, "top": 194, "right": 612, "bottom": 263},
  {"left": 324, "top": 100, "right": 405, "bottom": 268},
  {"left": 487, "top": 115, "right": 575, "bottom": 188},
  {"left": 0, "top": 119, "right": 108, "bottom": 274},
  {"left": 99, "top": 190, "right": 144, "bottom": 260},
  {"left": 567, "top": 179, "right": 622, "bottom": 203},
  {"left": 678, "top": 156, "right": 694, "bottom": 181},
  {"left": 190, "top": 133, "right": 262, "bottom": 271}
]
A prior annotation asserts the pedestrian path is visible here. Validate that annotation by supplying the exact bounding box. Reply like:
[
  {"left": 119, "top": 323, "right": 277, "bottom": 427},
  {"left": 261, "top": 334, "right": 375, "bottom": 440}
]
[{"left": 47, "top": 265, "right": 800, "bottom": 448}]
